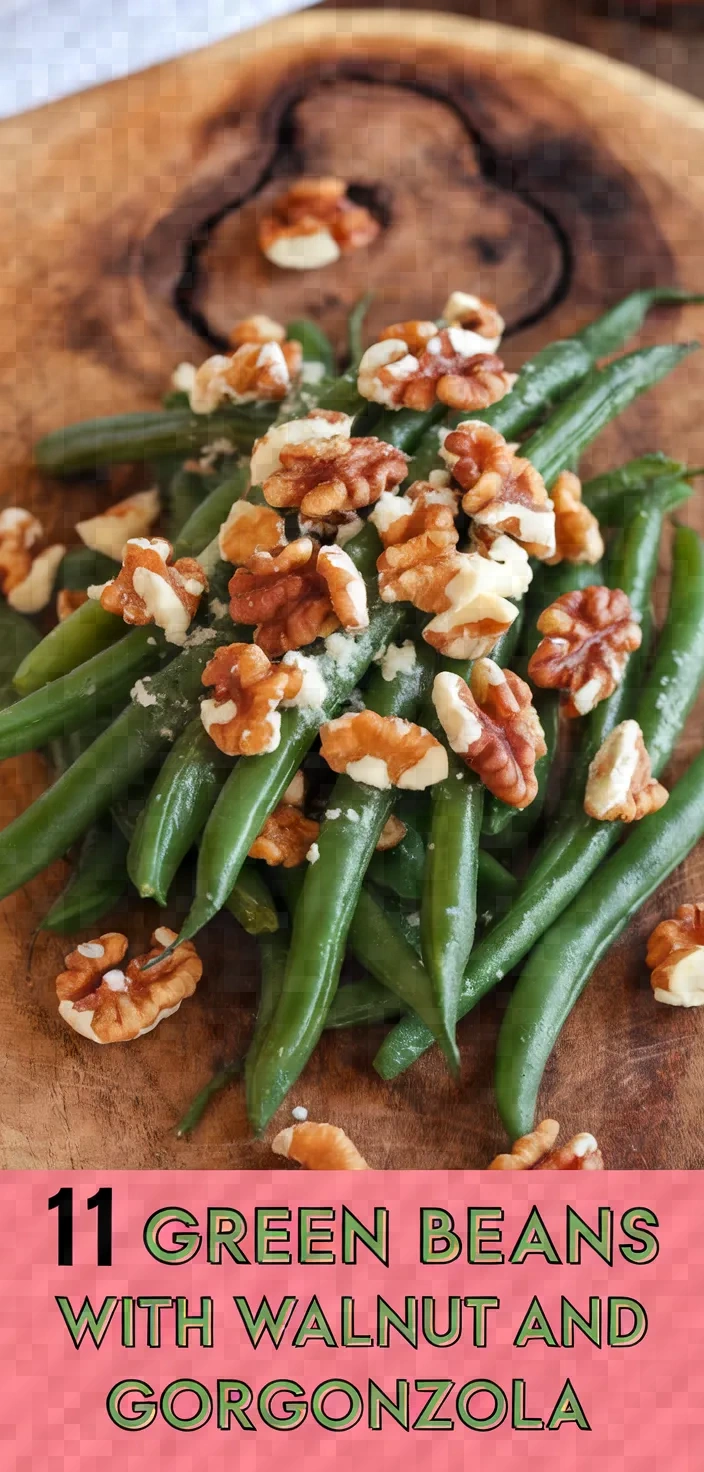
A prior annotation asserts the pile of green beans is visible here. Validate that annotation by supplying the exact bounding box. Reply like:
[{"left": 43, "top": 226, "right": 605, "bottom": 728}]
[{"left": 4, "top": 291, "right": 704, "bottom": 1154}]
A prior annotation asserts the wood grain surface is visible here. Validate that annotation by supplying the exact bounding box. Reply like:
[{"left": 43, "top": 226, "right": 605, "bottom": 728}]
[{"left": 1, "top": 9, "right": 704, "bottom": 1170}]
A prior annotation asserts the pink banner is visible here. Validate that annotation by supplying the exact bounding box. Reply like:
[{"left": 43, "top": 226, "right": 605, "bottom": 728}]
[{"left": 0, "top": 1170, "right": 701, "bottom": 1469}]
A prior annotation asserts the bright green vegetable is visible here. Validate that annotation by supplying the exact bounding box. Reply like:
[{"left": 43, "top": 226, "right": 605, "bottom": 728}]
[
  {"left": 56, "top": 545, "right": 119, "bottom": 591},
  {"left": 127, "top": 716, "right": 232, "bottom": 903},
  {"left": 225, "top": 862, "right": 279, "bottom": 937},
  {"left": 0, "top": 603, "right": 40, "bottom": 709},
  {"left": 347, "top": 292, "right": 375, "bottom": 366},
  {"left": 374, "top": 522, "right": 704, "bottom": 1080},
  {"left": 245, "top": 642, "right": 440, "bottom": 1133},
  {"left": 13, "top": 601, "right": 125, "bottom": 696},
  {"left": 496, "top": 741, "right": 704, "bottom": 1140},
  {"left": 286, "top": 318, "right": 336, "bottom": 378},
  {"left": 35, "top": 403, "right": 276, "bottom": 475},
  {"left": 41, "top": 819, "right": 128, "bottom": 933}
]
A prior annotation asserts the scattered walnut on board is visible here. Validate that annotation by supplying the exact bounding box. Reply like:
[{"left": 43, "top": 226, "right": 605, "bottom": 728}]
[
  {"left": 488, "top": 1119, "right": 604, "bottom": 1170},
  {"left": 528, "top": 584, "right": 642, "bottom": 717},
  {"left": 584, "top": 720, "right": 668, "bottom": 822},
  {"left": 259, "top": 177, "right": 380, "bottom": 271},
  {"left": 89, "top": 536, "right": 207, "bottom": 646},
  {"left": 272, "top": 1121, "right": 370, "bottom": 1169},
  {"left": 56, "top": 928, "right": 202, "bottom": 1044},
  {"left": 433, "top": 659, "right": 546, "bottom": 809},
  {"left": 647, "top": 903, "right": 704, "bottom": 1007}
]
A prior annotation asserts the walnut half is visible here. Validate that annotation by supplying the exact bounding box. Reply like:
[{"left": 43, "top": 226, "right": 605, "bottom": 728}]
[
  {"left": 259, "top": 177, "right": 380, "bottom": 271},
  {"left": 488, "top": 1119, "right": 604, "bottom": 1170},
  {"left": 358, "top": 325, "right": 513, "bottom": 413},
  {"left": 200, "top": 642, "right": 306, "bottom": 756},
  {"left": 584, "top": 720, "right": 668, "bottom": 822},
  {"left": 433, "top": 660, "right": 546, "bottom": 809},
  {"left": 647, "top": 903, "right": 704, "bottom": 1007},
  {"left": 56, "top": 928, "right": 202, "bottom": 1044},
  {"left": 441, "top": 420, "right": 555, "bottom": 560},
  {"left": 89, "top": 536, "right": 207, "bottom": 646},
  {"left": 320, "top": 710, "right": 449, "bottom": 791},
  {"left": 0, "top": 507, "right": 65, "bottom": 613},
  {"left": 249, "top": 803, "right": 320, "bottom": 867},
  {"left": 528, "top": 585, "right": 642, "bottom": 718},
  {"left": 272, "top": 1121, "right": 369, "bottom": 1169}
]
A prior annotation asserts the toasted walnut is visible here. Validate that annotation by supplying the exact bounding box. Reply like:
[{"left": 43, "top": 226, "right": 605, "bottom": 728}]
[
  {"left": 249, "top": 803, "right": 320, "bottom": 867},
  {"left": 528, "top": 585, "right": 642, "bottom": 718},
  {"left": 57, "top": 589, "right": 89, "bottom": 620},
  {"left": 75, "top": 488, "right": 160, "bottom": 562},
  {"left": 56, "top": 928, "right": 202, "bottom": 1044},
  {"left": 375, "top": 814, "right": 407, "bottom": 851},
  {"left": 584, "top": 720, "right": 668, "bottom": 823},
  {"left": 357, "top": 328, "right": 513, "bottom": 413},
  {"left": 0, "top": 507, "right": 65, "bottom": 613},
  {"left": 272, "top": 1121, "right": 369, "bottom": 1169},
  {"left": 381, "top": 533, "right": 529, "bottom": 661},
  {"left": 442, "top": 291, "right": 505, "bottom": 348},
  {"left": 189, "top": 340, "right": 302, "bottom": 414},
  {"left": 200, "top": 641, "right": 307, "bottom": 756},
  {"left": 433, "top": 661, "right": 546, "bottom": 809},
  {"left": 321, "top": 710, "right": 448, "bottom": 791},
  {"left": 89, "top": 536, "right": 207, "bottom": 646},
  {"left": 488, "top": 1119, "right": 603, "bottom": 1170},
  {"left": 262, "top": 434, "right": 407, "bottom": 521},
  {"left": 229, "top": 314, "right": 286, "bottom": 347},
  {"left": 545, "top": 471, "right": 604, "bottom": 566},
  {"left": 259, "top": 177, "right": 380, "bottom": 271},
  {"left": 379, "top": 319, "right": 439, "bottom": 355},
  {"left": 228, "top": 536, "right": 366, "bottom": 657},
  {"left": 647, "top": 903, "right": 704, "bottom": 1007},
  {"left": 250, "top": 409, "right": 353, "bottom": 486},
  {"left": 219, "top": 501, "right": 286, "bottom": 566},
  {"left": 372, "top": 479, "right": 460, "bottom": 551},
  {"left": 442, "top": 420, "right": 555, "bottom": 560}
]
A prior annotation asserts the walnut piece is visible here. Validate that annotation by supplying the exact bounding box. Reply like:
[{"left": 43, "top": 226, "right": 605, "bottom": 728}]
[
  {"left": 281, "top": 769, "right": 307, "bottom": 806},
  {"left": 545, "top": 471, "right": 604, "bottom": 566},
  {"left": 89, "top": 536, "right": 207, "bottom": 646},
  {"left": 433, "top": 661, "right": 546, "bottom": 809},
  {"left": 584, "top": 719, "right": 668, "bottom": 822},
  {"left": 648, "top": 903, "right": 704, "bottom": 1007},
  {"left": 0, "top": 507, "right": 65, "bottom": 613},
  {"left": 249, "top": 803, "right": 320, "bottom": 867},
  {"left": 75, "top": 488, "right": 160, "bottom": 562},
  {"left": 200, "top": 641, "right": 313, "bottom": 756},
  {"left": 375, "top": 813, "right": 407, "bottom": 851},
  {"left": 228, "top": 536, "right": 367, "bottom": 657},
  {"left": 218, "top": 501, "right": 286, "bottom": 567},
  {"left": 259, "top": 177, "right": 380, "bottom": 270},
  {"left": 57, "top": 589, "right": 89, "bottom": 621},
  {"left": 320, "top": 710, "right": 448, "bottom": 791},
  {"left": 251, "top": 409, "right": 353, "bottom": 486},
  {"left": 442, "top": 420, "right": 555, "bottom": 560},
  {"left": 488, "top": 1118, "right": 604, "bottom": 1170},
  {"left": 189, "top": 340, "right": 302, "bottom": 413},
  {"left": 229, "top": 314, "right": 286, "bottom": 347},
  {"left": 528, "top": 585, "right": 642, "bottom": 718},
  {"left": 442, "top": 291, "right": 505, "bottom": 346},
  {"left": 357, "top": 327, "right": 513, "bottom": 412},
  {"left": 272, "top": 1121, "right": 369, "bottom": 1169},
  {"left": 56, "top": 928, "right": 202, "bottom": 1044},
  {"left": 262, "top": 434, "right": 408, "bottom": 521}
]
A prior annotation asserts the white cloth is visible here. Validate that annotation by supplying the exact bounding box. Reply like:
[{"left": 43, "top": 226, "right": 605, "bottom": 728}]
[{"left": 0, "top": 0, "right": 314, "bottom": 118}]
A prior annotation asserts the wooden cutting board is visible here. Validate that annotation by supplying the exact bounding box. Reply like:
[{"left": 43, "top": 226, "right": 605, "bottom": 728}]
[{"left": 2, "top": 9, "right": 704, "bottom": 1171}]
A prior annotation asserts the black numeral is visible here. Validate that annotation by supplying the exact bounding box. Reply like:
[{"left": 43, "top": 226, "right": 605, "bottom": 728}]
[{"left": 49, "top": 1186, "right": 113, "bottom": 1266}]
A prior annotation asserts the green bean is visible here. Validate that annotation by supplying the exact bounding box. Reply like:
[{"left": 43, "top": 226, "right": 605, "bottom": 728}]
[
  {"left": 477, "top": 850, "right": 518, "bottom": 899},
  {"left": 367, "top": 822, "right": 426, "bottom": 900},
  {"left": 325, "top": 976, "right": 402, "bottom": 1030},
  {"left": 574, "top": 285, "right": 704, "bottom": 358},
  {"left": 245, "top": 642, "right": 441, "bottom": 1131},
  {"left": 582, "top": 453, "right": 686, "bottom": 522},
  {"left": 225, "top": 862, "right": 279, "bottom": 937},
  {"left": 35, "top": 404, "right": 276, "bottom": 476},
  {"left": 164, "top": 452, "right": 237, "bottom": 541},
  {"left": 0, "top": 624, "right": 168, "bottom": 760},
  {"left": 0, "top": 591, "right": 239, "bottom": 903},
  {"left": 41, "top": 819, "right": 128, "bottom": 933},
  {"left": 56, "top": 546, "right": 119, "bottom": 591},
  {"left": 178, "top": 525, "right": 406, "bottom": 944},
  {"left": 176, "top": 1058, "right": 244, "bottom": 1138},
  {"left": 0, "top": 603, "right": 40, "bottom": 709},
  {"left": 13, "top": 601, "right": 124, "bottom": 695},
  {"left": 497, "top": 741, "right": 704, "bottom": 1139},
  {"left": 374, "top": 522, "right": 704, "bottom": 1079},
  {"left": 347, "top": 292, "right": 375, "bottom": 367},
  {"left": 127, "top": 716, "right": 232, "bottom": 903},
  {"left": 286, "top": 319, "right": 336, "bottom": 378}
]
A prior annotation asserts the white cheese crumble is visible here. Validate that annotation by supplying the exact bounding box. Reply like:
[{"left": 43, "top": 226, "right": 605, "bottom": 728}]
[
  {"left": 250, "top": 411, "right": 352, "bottom": 485},
  {"left": 585, "top": 719, "right": 641, "bottom": 816},
  {"left": 281, "top": 651, "right": 328, "bottom": 709},
  {"left": 132, "top": 565, "right": 192, "bottom": 646},
  {"left": 292, "top": 1105, "right": 309, "bottom": 1121},
  {"left": 336, "top": 515, "right": 364, "bottom": 547},
  {"left": 380, "top": 640, "right": 417, "bottom": 682},
  {"left": 306, "top": 842, "right": 320, "bottom": 864},
  {"left": 131, "top": 678, "right": 157, "bottom": 708},
  {"left": 432, "top": 672, "right": 482, "bottom": 752},
  {"left": 76, "top": 488, "right": 160, "bottom": 562},
  {"left": 265, "top": 228, "right": 341, "bottom": 271}
]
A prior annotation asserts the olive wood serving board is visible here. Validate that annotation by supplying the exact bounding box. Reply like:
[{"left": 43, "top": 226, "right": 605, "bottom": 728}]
[{"left": 1, "top": 9, "right": 704, "bottom": 1170}]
